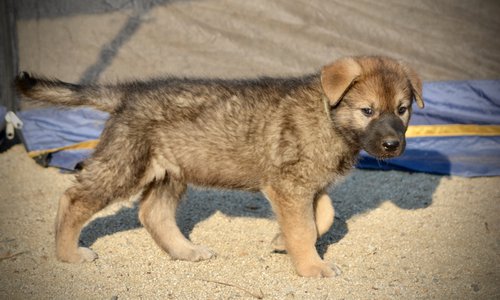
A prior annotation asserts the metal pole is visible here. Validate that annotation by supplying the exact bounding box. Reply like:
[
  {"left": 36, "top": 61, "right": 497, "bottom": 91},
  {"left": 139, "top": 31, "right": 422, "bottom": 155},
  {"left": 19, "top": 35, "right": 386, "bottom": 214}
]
[{"left": 0, "top": 0, "right": 18, "bottom": 112}]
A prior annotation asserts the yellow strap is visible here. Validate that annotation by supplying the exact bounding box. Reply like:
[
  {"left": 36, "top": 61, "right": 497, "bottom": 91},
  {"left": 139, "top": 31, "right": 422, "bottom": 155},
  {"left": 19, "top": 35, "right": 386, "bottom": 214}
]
[
  {"left": 407, "top": 124, "right": 500, "bottom": 138},
  {"left": 27, "top": 124, "right": 500, "bottom": 158},
  {"left": 28, "top": 139, "right": 100, "bottom": 158}
]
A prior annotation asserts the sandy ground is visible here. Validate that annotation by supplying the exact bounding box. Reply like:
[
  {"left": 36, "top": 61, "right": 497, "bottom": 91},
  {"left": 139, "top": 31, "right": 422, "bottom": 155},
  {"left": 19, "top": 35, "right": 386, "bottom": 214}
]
[
  {"left": 1, "top": 145, "right": 499, "bottom": 299},
  {"left": 2, "top": 0, "right": 500, "bottom": 299}
]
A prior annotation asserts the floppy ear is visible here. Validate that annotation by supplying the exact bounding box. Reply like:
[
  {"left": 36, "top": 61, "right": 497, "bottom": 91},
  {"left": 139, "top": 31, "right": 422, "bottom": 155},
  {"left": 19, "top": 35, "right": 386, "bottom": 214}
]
[
  {"left": 401, "top": 63, "right": 424, "bottom": 109},
  {"left": 320, "top": 57, "right": 362, "bottom": 107}
]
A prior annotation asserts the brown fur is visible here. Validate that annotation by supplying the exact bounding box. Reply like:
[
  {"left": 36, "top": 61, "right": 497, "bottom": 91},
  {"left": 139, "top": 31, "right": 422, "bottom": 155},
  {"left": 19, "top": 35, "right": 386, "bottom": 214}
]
[{"left": 15, "top": 56, "right": 423, "bottom": 277}]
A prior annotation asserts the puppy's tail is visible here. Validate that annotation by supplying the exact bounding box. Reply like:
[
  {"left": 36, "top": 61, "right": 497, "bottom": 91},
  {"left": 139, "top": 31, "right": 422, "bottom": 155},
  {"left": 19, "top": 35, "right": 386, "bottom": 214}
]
[{"left": 14, "top": 72, "right": 121, "bottom": 112}]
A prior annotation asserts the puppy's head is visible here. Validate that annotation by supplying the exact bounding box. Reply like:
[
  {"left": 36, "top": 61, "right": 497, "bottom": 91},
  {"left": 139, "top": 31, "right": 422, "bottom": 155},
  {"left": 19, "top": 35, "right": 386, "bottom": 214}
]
[{"left": 321, "top": 56, "right": 424, "bottom": 159}]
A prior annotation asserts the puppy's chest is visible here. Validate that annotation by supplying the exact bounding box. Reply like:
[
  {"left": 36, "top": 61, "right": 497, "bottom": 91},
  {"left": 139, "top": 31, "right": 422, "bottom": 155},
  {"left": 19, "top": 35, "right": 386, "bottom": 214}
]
[{"left": 310, "top": 141, "right": 358, "bottom": 183}]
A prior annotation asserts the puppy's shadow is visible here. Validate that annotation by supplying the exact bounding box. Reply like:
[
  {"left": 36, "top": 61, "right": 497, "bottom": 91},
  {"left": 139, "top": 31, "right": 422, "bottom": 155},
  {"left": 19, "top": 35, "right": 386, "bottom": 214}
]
[
  {"left": 81, "top": 149, "right": 446, "bottom": 257},
  {"left": 80, "top": 202, "right": 141, "bottom": 247},
  {"left": 80, "top": 189, "right": 273, "bottom": 247},
  {"left": 317, "top": 149, "right": 450, "bottom": 256}
]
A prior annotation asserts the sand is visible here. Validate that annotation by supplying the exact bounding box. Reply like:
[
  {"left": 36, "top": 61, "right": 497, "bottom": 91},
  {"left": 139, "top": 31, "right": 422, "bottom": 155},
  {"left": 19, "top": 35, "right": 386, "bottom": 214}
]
[{"left": 2, "top": 0, "right": 500, "bottom": 299}]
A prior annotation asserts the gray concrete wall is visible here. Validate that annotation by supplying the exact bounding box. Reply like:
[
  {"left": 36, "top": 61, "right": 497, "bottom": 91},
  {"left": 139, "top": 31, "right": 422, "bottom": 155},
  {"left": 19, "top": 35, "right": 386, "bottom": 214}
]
[
  {"left": 11, "top": 0, "right": 500, "bottom": 103},
  {"left": 14, "top": 0, "right": 172, "bottom": 85}
]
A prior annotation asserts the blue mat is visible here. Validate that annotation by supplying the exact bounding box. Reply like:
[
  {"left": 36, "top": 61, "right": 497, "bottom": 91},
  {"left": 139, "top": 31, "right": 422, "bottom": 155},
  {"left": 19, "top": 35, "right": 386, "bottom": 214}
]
[
  {"left": 18, "top": 107, "right": 107, "bottom": 170},
  {"left": 17, "top": 80, "right": 500, "bottom": 176}
]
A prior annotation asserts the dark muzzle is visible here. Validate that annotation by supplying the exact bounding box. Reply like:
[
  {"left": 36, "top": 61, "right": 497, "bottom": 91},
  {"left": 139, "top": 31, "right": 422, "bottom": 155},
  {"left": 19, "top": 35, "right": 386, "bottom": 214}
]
[{"left": 362, "top": 114, "right": 407, "bottom": 159}]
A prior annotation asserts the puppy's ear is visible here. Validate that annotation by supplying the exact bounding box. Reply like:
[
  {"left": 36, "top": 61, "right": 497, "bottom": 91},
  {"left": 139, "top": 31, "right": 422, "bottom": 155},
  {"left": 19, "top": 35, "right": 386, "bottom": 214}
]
[
  {"left": 401, "top": 63, "right": 424, "bottom": 109},
  {"left": 321, "top": 57, "right": 362, "bottom": 107}
]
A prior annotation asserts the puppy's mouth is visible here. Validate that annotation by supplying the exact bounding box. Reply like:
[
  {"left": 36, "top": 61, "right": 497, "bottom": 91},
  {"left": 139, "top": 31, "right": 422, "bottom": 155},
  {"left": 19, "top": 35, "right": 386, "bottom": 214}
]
[{"left": 363, "top": 138, "right": 406, "bottom": 160}]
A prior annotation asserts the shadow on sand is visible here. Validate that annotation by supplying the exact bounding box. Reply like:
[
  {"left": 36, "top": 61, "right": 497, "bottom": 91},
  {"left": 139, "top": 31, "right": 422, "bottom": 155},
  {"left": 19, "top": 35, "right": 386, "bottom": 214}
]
[{"left": 80, "top": 149, "right": 449, "bottom": 259}]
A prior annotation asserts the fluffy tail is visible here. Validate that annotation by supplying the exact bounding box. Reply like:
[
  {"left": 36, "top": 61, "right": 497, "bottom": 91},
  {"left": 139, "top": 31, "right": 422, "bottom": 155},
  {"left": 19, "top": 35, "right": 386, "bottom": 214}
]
[{"left": 14, "top": 72, "right": 122, "bottom": 112}]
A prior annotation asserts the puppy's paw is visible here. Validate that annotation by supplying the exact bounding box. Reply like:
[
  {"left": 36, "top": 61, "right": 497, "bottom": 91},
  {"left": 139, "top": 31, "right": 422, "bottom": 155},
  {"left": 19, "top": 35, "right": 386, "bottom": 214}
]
[
  {"left": 271, "top": 233, "right": 287, "bottom": 253},
  {"left": 57, "top": 247, "right": 98, "bottom": 263},
  {"left": 77, "top": 247, "right": 98, "bottom": 262},
  {"left": 170, "top": 244, "right": 216, "bottom": 262},
  {"left": 296, "top": 261, "right": 341, "bottom": 278}
]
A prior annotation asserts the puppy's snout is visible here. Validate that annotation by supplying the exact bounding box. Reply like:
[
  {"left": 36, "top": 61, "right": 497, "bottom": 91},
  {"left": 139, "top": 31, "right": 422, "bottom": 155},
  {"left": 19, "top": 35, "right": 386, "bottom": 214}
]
[{"left": 382, "top": 139, "right": 400, "bottom": 152}]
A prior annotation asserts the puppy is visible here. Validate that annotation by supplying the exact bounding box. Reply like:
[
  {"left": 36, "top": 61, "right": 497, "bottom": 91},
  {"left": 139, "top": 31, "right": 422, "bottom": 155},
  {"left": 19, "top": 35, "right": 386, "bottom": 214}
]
[{"left": 15, "top": 56, "right": 423, "bottom": 277}]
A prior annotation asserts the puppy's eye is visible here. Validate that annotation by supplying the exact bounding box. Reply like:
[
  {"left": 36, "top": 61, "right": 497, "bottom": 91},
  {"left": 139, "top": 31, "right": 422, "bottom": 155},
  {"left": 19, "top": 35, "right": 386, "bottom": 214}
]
[
  {"left": 361, "top": 108, "right": 373, "bottom": 117},
  {"left": 398, "top": 106, "right": 407, "bottom": 115}
]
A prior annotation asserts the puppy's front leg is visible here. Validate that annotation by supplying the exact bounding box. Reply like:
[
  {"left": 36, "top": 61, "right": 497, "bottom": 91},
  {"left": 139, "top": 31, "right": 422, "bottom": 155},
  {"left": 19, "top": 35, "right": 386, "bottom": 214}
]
[
  {"left": 272, "top": 191, "right": 334, "bottom": 252},
  {"left": 263, "top": 186, "right": 336, "bottom": 278}
]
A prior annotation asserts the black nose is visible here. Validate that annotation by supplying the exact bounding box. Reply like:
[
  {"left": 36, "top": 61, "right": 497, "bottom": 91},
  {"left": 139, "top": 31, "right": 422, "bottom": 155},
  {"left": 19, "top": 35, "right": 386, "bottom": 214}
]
[{"left": 382, "top": 140, "right": 400, "bottom": 152}]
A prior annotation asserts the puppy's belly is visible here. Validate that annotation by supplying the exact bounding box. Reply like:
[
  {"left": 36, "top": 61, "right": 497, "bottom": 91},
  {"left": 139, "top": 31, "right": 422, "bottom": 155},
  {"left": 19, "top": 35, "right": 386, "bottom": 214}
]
[
  {"left": 181, "top": 159, "right": 263, "bottom": 191},
  {"left": 158, "top": 128, "right": 267, "bottom": 190}
]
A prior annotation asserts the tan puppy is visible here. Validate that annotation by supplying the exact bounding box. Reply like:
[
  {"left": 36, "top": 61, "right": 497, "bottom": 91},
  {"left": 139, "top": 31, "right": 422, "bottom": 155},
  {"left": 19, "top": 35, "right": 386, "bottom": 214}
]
[{"left": 15, "top": 56, "right": 423, "bottom": 277}]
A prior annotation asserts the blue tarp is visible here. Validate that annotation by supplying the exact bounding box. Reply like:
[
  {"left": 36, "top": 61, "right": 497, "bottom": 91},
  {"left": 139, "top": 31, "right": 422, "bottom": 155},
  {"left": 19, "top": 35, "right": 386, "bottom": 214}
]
[
  {"left": 16, "top": 80, "right": 500, "bottom": 176},
  {"left": 18, "top": 108, "right": 107, "bottom": 170}
]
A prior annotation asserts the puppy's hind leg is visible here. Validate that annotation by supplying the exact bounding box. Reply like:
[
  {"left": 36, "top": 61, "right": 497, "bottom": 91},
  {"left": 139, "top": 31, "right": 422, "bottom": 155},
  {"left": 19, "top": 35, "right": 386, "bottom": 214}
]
[
  {"left": 55, "top": 186, "right": 103, "bottom": 263},
  {"left": 139, "top": 177, "right": 215, "bottom": 262},
  {"left": 55, "top": 153, "right": 142, "bottom": 263},
  {"left": 56, "top": 127, "right": 149, "bottom": 262}
]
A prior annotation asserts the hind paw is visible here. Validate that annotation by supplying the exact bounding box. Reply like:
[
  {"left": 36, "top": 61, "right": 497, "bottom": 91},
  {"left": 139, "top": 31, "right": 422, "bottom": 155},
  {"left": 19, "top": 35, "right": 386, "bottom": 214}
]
[
  {"left": 170, "top": 244, "right": 216, "bottom": 262},
  {"left": 57, "top": 247, "right": 98, "bottom": 263}
]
